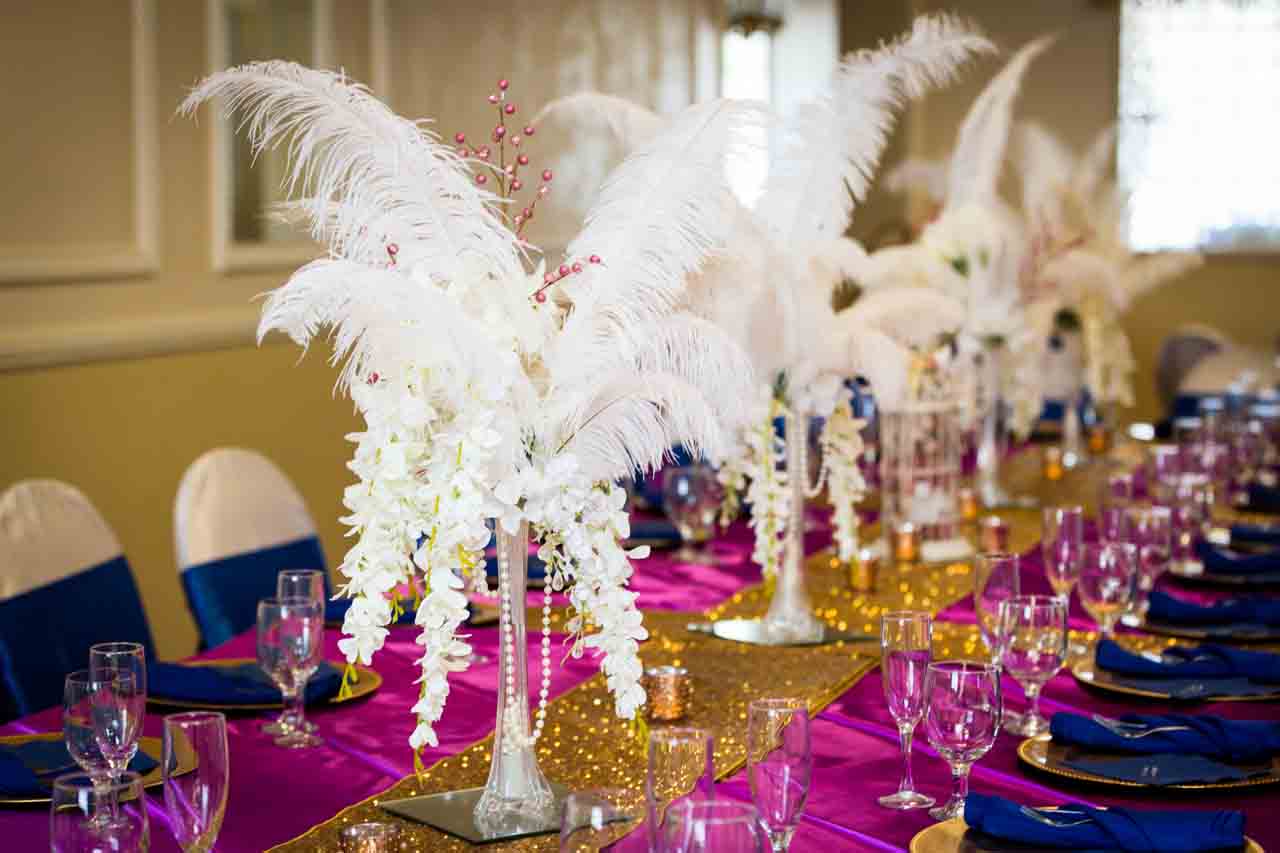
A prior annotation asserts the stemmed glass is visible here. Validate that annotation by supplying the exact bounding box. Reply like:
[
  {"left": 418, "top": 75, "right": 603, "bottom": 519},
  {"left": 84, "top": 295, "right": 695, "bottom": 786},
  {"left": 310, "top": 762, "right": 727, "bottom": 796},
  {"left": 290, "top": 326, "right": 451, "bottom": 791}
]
[
  {"left": 270, "top": 570, "right": 327, "bottom": 736},
  {"left": 1147, "top": 445, "right": 1181, "bottom": 504},
  {"left": 661, "top": 801, "right": 768, "bottom": 853},
  {"left": 256, "top": 596, "right": 324, "bottom": 748},
  {"left": 1077, "top": 543, "right": 1136, "bottom": 639},
  {"left": 1041, "top": 505, "right": 1086, "bottom": 659},
  {"left": 662, "top": 463, "right": 724, "bottom": 564},
  {"left": 923, "top": 661, "right": 1002, "bottom": 822},
  {"left": 1102, "top": 471, "right": 1134, "bottom": 507},
  {"left": 163, "top": 712, "right": 229, "bottom": 852},
  {"left": 877, "top": 612, "right": 934, "bottom": 810},
  {"left": 88, "top": 641, "right": 148, "bottom": 785},
  {"left": 1124, "top": 505, "right": 1173, "bottom": 624},
  {"left": 747, "top": 698, "right": 811, "bottom": 852},
  {"left": 973, "top": 553, "right": 1020, "bottom": 663},
  {"left": 1097, "top": 505, "right": 1129, "bottom": 544},
  {"left": 997, "top": 596, "right": 1067, "bottom": 736},
  {"left": 646, "top": 728, "right": 714, "bottom": 851},
  {"left": 558, "top": 788, "right": 645, "bottom": 852},
  {"left": 50, "top": 772, "right": 149, "bottom": 853},
  {"left": 63, "top": 671, "right": 123, "bottom": 830}
]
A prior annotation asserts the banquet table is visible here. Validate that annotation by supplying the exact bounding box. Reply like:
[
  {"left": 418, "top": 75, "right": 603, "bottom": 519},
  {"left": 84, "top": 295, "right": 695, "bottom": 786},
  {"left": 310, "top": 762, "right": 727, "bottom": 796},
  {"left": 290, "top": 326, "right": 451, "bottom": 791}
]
[{"left": 4, "top": 450, "right": 1279, "bottom": 852}]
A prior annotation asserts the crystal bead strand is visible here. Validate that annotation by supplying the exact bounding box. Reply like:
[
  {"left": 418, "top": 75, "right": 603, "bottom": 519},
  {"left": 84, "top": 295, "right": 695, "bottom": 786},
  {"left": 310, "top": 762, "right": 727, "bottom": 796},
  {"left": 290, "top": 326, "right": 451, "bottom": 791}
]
[{"left": 495, "top": 534, "right": 553, "bottom": 752}]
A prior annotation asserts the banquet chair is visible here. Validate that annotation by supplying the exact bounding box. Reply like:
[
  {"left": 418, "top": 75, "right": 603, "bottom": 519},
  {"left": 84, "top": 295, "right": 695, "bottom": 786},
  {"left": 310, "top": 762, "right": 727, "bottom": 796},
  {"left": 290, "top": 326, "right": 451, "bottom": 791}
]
[
  {"left": 175, "top": 448, "right": 327, "bottom": 649},
  {"left": 1158, "top": 324, "right": 1280, "bottom": 422},
  {"left": 0, "top": 480, "right": 154, "bottom": 721}
]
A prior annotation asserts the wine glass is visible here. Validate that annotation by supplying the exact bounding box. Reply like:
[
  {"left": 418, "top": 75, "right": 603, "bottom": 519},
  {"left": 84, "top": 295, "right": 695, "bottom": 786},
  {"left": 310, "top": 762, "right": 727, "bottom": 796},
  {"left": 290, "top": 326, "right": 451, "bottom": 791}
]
[
  {"left": 88, "top": 670, "right": 146, "bottom": 799},
  {"left": 89, "top": 642, "right": 147, "bottom": 704},
  {"left": 163, "top": 712, "right": 229, "bottom": 852},
  {"left": 1040, "top": 505, "right": 1083, "bottom": 600},
  {"left": 1147, "top": 445, "right": 1181, "bottom": 504},
  {"left": 660, "top": 801, "right": 767, "bottom": 853},
  {"left": 1097, "top": 505, "right": 1129, "bottom": 544},
  {"left": 747, "top": 698, "right": 811, "bottom": 851},
  {"left": 646, "top": 728, "right": 714, "bottom": 851},
  {"left": 1077, "top": 543, "right": 1136, "bottom": 639},
  {"left": 923, "top": 661, "right": 1002, "bottom": 822},
  {"left": 973, "top": 553, "right": 1020, "bottom": 663},
  {"left": 877, "top": 611, "right": 934, "bottom": 810},
  {"left": 256, "top": 596, "right": 324, "bottom": 748},
  {"left": 997, "top": 595, "right": 1067, "bottom": 736},
  {"left": 88, "top": 641, "right": 148, "bottom": 788},
  {"left": 662, "top": 463, "right": 723, "bottom": 563},
  {"left": 50, "top": 771, "right": 149, "bottom": 852},
  {"left": 271, "top": 570, "right": 327, "bottom": 736},
  {"left": 558, "top": 788, "right": 645, "bottom": 852},
  {"left": 1124, "top": 505, "right": 1173, "bottom": 624},
  {"left": 63, "top": 671, "right": 120, "bottom": 830}
]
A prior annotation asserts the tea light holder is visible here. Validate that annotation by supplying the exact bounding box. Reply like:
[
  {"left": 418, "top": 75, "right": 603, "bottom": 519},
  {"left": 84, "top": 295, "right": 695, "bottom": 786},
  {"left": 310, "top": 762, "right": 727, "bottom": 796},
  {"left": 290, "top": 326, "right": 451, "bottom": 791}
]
[
  {"left": 892, "top": 522, "right": 919, "bottom": 563},
  {"left": 1088, "top": 424, "right": 1111, "bottom": 455},
  {"left": 957, "top": 487, "right": 979, "bottom": 523},
  {"left": 642, "top": 665, "right": 692, "bottom": 722},
  {"left": 979, "top": 516, "right": 1009, "bottom": 553},
  {"left": 341, "top": 822, "right": 399, "bottom": 853},
  {"left": 850, "top": 547, "right": 879, "bottom": 592},
  {"left": 1041, "top": 446, "right": 1065, "bottom": 482}
]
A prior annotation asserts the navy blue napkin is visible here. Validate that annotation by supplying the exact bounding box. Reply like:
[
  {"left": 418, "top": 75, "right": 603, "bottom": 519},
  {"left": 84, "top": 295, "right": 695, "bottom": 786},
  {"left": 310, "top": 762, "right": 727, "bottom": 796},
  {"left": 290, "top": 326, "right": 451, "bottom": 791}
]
[
  {"left": 148, "top": 660, "right": 343, "bottom": 706},
  {"left": 1050, "top": 712, "right": 1280, "bottom": 763},
  {"left": 1063, "top": 753, "right": 1262, "bottom": 786},
  {"left": 1147, "top": 590, "right": 1280, "bottom": 627},
  {"left": 625, "top": 517, "right": 682, "bottom": 546},
  {"left": 1195, "top": 539, "right": 1280, "bottom": 576},
  {"left": 0, "top": 740, "right": 158, "bottom": 798},
  {"left": 964, "top": 793, "right": 1245, "bottom": 852},
  {"left": 1096, "top": 638, "right": 1280, "bottom": 685},
  {"left": 324, "top": 598, "right": 418, "bottom": 626},
  {"left": 1247, "top": 483, "right": 1280, "bottom": 514},
  {"left": 1231, "top": 523, "right": 1280, "bottom": 546}
]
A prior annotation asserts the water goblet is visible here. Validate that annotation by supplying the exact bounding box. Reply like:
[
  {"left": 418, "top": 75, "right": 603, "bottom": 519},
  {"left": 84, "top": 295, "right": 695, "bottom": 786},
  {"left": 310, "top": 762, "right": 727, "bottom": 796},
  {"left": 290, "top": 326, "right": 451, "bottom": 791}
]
[
  {"left": 50, "top": 771, "right": 149, "bottom": 853},
  {"left": 662, "top": 463, "right": 724, "bottom": 564},
  {"left": 1078, "top": 543, "right": 1136, "bottom": 639},
  {"left": 270, "top": 570, "right": 327, "bottom": 736},
  {"left": 973, "top": 553, "right": 1020, "bottom": 663},
  {"left": 661, "top": 801, "right": 767, "bottom": 853},
  {"left": 877, "top": 611, "right": 934, "bottom": 810},
  {"left": 89, "top": 670, "right": 145, "bottom": 796},
  {"left": 997, "top": 596, "right": 1067, "bottom": 736},
  {"left": 63, "top": 671, "right": 120, "bottom": 830},
  {"left": 163, "top": 712, "right": 229, "bottom": 852},
  {"left": 1040, "top": 506, "right": 1083, "bottom": 600},
  {"left": 923, "top": 661, "right": 1002, "bottom": 822},
  {"left": 646, "top": 727, "right": 714, "bottom": 851},
  {"left": 747, "top": 698, "right": 811, "bottom": 851},
  {"left": 559, "top": 788, "right": 645, "bottom": 852},
  {"left": 88, "top": 641, "right": 148, "bottom": 786},
  {"left": 256, "top": 596, "right": 324, "bottom": 748},
  {"left": 1124, "top": 505, "right": 1173, "bottom": 624}
]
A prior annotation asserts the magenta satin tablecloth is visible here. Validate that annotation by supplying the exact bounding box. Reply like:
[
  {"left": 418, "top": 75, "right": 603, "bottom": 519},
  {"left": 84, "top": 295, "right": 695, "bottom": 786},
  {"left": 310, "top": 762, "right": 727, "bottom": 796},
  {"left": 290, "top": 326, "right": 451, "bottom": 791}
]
[{"left": 4, "top": 509, "right": 1278, "bottom": 852}]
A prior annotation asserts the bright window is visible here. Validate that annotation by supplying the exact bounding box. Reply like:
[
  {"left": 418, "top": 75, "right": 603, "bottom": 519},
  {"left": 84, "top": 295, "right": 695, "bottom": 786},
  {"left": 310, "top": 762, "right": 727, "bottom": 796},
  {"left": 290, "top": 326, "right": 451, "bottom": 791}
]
[{"left": 721, "top": 28, "right": 772, "bottom": 207}]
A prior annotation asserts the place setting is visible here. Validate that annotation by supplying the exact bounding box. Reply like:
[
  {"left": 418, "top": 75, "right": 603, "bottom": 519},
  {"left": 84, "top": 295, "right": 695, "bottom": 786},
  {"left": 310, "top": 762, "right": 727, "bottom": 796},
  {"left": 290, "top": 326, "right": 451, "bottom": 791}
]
[{"left": 1071, "top": 638, "right": 1280, "bottom": 703}]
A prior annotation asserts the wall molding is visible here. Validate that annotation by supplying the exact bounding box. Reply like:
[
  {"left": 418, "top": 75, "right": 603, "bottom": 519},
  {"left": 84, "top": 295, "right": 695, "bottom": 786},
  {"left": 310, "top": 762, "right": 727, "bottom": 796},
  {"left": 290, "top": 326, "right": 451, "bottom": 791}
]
[{"left": 0, "top": 0, "right": 160, "bottom": 285}]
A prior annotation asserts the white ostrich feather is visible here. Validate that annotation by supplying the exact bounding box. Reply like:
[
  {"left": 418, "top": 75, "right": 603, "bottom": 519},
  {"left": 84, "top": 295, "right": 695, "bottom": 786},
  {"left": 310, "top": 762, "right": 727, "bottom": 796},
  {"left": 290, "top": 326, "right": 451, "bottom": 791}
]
[
  {"left": 1015, "top": 121, "right": 1074, "bottom": 235},
  {"left": 532, "top": 92, "right": 665, "bottom": 151},
  {"left": 1072, "top": 123, "right": 1116, "bottom": 203},
  {"left": 844, "top": 286, "right": 966, "bottom": 349},
  {"left": 888, "top": 13, "right": 996, "bottom": 99},
  {"left": 946, "top": 35, "right": 1056, "bottom": 210},
  {"left": 180, "top": 61, "right": 523, "bottom": 286},
  {"left": 884, "top": 157, "right": 950, "bottom": 201},
  {"left": 842, "top": 329, "right": 915, "bottom": 410}
]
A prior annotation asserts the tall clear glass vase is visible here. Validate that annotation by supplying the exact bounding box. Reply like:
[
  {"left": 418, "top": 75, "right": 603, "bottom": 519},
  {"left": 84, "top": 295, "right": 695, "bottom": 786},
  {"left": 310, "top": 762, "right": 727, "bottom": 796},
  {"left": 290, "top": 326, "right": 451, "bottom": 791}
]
[
  {"left": 763, "top": 410, "right": 823, "bottom": 642},
  {"left": 975, "top": 346, "right": 1012, "bottom": 509},
  {"left": 474, "top": 520, "right": 554, "bottom": 832},
  {"left": 1061, "top": 386, "right": 1086, "bottom": 469}
]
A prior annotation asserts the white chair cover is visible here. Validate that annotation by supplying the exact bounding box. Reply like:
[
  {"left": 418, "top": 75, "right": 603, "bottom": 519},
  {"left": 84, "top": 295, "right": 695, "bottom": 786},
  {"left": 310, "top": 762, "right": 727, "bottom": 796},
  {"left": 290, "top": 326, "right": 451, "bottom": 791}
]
[
  {"left": 174, "top": 448, "right": 319, "bottom": 571},
  {"left": 1156, "top": 324, "right": 1226, "bottom": 406},
  {"left": 0, "top": 479, "right": 123, "bottom": 601},
  {"left": 1181, "top": 346, "right": 1280, "bottom": 396}
]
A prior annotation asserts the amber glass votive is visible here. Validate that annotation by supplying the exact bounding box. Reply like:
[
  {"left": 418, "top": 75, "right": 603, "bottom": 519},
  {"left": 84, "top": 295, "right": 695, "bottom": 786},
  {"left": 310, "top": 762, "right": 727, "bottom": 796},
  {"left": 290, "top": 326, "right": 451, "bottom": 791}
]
[
  {"left": 892, "top": 522, "right": 919, "bottom": 563},
  {"left": 643, "top": 666, "right": 692, "bottom": 722},
  {"left": 341, "top": 822, "right": 398, "bottom": 853},
  {"left": 957, "top": 487, "right": 979, "bottom": 523},
  {"left": 1088, "top": 424, "right": 1110, "bottom": 454},
  {"left": 979, "top": 516, "right": 1009, "bottom": 553},
  {"left": 850, "top": 547, "right": 879, "bottom": 592},
  {"left": 1042, "top": 446, "right": 1065, "bottom": 481}
]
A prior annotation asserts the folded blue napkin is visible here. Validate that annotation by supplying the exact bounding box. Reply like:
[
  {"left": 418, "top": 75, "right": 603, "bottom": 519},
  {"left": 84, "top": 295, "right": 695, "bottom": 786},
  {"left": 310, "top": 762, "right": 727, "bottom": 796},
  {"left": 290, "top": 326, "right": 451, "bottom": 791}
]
[
  {"left": 1247, "top": 483, "right": 1280, "bottom": 514},
  {"left": 1050, "top": 712, "right": 1280, "bottom": 763},
  {"left": 1096, "top": 638, "right": 1280, "bottom": 685},
  {"left": 625, "top": 517, "right": 682, "bottom": 545},
  {"left": 0, "top": 740, "right": 158, "bottom": 798},
  {"left": 964, "top": 793, "right": 1245, "bottom": 852},
  {"left": 1063, "top": 753, "right": 1262, "bottom": 787},
  {"left": 1147, "top": 590, "right": 1280, "bottom": 628},
  {"left": 1195, "top": 539, "right": 1280, "bottom": 576},
  {"left": 324, "top": 598, "right": 418, "bottom": 626},
  {"left": 1231, "top": 523, "right": 1280, "bottom": 546},
  {"left": 148, "top": 660, "right": 343, "bottom": 706}
]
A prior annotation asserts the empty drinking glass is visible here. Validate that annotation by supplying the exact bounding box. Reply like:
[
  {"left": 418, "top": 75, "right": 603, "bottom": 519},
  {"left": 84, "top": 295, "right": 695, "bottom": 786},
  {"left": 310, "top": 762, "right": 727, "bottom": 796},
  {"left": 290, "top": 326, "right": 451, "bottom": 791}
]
[
  {"left": 89, "top": 642, "right": 147, "bottom": 705},
  {"left": 974, "top": 553, "right": 1020, "bottom": 662},
  {"left": 63, "top": 671, "right": 119, "bottom": 830},
  {"left": 747, "top": 698, "right": 811, "bottom": 851},
  {"left": 877, "top": 612, "right": 934, "bottom": 810},
  {"left": 90, "top": 670, "right": 145, "bottom": 794},
  {"left": 997, "top": 596, "right": 1067, "bottom": 736},
  {"left": 271, "top": 571, "right": 327, "bottom": 736},
  {"left": 88, "top": 641, "right": 147, "bottom": 787},
  {"left": 661, "top": 801, "right": 767, "bottom": 853},
  {"left": 1097, "top": 504, "right": 1129, "bottom": 544},
  {"left": 1078, "top": 543, "right": 1136, "bottom": 639},
  {"left": 559, "top": 788, "right": 644, "bottom": 852},
  {"left": 923, "top": 661, "right": 1002, "bottom": 822},
  {"left": 50, "top": 771, "right": 149, "bottom": 853},
  {"left": 662, "top": 463, "right": 723, "bottom": 563},
  {"left": 163, "top": 712, "right": 229, "bottom": 852},
  {"left": 646, "top": 728, "right": 714, "bottom": 851},
  {"left": 1125, "top": 505, "right": 1173, "bottom": 623},
  {"left": 1040, "top": 506, "right": 1083, "bottom": 601},
  {"left": 1147, "top": 445, "right": 1181, "bottom": 503},
  {"left": 256, "top": 596, "right": 324, "bottom": 748}
]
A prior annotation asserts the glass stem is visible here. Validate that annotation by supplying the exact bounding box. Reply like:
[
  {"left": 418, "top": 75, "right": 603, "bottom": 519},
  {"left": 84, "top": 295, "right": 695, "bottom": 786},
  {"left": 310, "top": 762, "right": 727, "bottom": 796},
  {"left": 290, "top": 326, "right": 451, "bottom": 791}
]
[
  {"left": 284, "top": 684, "right": 305, "bottom": 734},
  {"left": 93, "top": 772, "right": 117, "bottom": 824},
  {"left": 1024, "top": 682, "right": 1042, "bottom": 722},
  {"left": 769, "top": 826, "right": 796, "bottom": 853},
  {"left": 951, "top": 761, "right": 971, "bottom": 809},
  {"left": 898, "top": 725, "right": 917, "bottom": 793}
]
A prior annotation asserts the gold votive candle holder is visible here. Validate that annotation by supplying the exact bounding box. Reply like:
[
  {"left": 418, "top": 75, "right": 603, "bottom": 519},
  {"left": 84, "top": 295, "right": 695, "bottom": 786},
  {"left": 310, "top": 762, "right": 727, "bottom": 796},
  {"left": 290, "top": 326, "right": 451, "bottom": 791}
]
[
  {"left": 1088, "top": 424, "right": 1110, "bottom": 454},
  {"left": 643, "top": 665, "right": 692, "bottom": 722},
  {"left": 957, "top": 487, "right": 979, "bottom": 523},
  {"left": 850, "top": 547, "right": 879, "bottom": 592},
  {"left": 892, "top": 522, "right": 919, "bottom": 563},
  {"left": 979, "top": 515, "right": 1009, "bottom": 553},
  {"left": 341, "top": 822, "right": 398, "bottom": 853},
  {"left": 1042, "top": 445, "right": 1065, "bottom": 481}
]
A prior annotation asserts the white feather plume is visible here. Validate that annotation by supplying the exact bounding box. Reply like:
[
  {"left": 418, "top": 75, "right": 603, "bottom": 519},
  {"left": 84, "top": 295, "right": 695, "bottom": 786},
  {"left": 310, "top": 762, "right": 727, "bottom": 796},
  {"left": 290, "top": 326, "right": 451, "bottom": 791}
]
[
  {"left": 1015, "top": 121, "right": 1073, "bottom": 235},
  {"left": 532, "top": 92, "right": 665, "bottom": 152},
  {"left": 1072, "top": 123, "right": 1116, "bottom": 204},
  {"left": 884, "top": 157, "right": 950, "bottom": 201},
  {"left": 844, "top": 286, "right": 966, "bottom": 349}
]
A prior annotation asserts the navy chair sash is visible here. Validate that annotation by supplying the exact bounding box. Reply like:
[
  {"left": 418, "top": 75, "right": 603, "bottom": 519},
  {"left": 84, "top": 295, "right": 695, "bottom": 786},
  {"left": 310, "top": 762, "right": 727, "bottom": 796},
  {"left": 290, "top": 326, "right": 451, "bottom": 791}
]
[
  {"left": 0, "top": 556, "right": 154, "bottom": 721},
  {"left": 181, "top": 536, "right": 327, "bottom": 651}
]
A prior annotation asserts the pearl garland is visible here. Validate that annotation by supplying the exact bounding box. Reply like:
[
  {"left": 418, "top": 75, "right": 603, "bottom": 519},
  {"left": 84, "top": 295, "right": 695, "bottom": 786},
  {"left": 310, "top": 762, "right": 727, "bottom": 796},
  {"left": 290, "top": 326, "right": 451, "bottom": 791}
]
[{"left": 495, "top": 531, "right": 553, "bottom": 755}]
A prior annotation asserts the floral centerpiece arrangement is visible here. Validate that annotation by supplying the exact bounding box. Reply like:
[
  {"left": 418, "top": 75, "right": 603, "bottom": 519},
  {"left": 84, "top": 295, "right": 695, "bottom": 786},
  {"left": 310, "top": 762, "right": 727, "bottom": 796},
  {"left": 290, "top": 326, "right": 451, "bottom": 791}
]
[{"left": 182, "top": 64, "right": 759, "bottom": 823}]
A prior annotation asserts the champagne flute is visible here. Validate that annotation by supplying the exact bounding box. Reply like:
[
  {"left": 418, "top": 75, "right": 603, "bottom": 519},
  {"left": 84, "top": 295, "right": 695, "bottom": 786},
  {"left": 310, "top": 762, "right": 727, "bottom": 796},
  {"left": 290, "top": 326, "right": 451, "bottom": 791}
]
[
  {"left": 973, "top": 553, "right": 1020, "bottom": 663},
  {"left": 923, "top": 661, "right": 1002, "bottom": 822},
  {"left": 558, "top": 788, "right": 644, "bottom": 852},
  {"left": 270, "top": 570, "right": 327, "bottom": 736},
  {"left": 661, "top": 801, "right": 767, "bottom": 853},
  {"left": 646, "top": 728, "right": 714, "bottom": 851},
  {"left": 163, "top": 712, "right": 229, "bottom": 852},
  {"left": 997, "top": 596, "right": 1067, "bottom": 736},
  {"left": 256, "top": 596, "right": 324, "bottom": 748},
  {"left": 88, "top": 641, "right": 148, "bottom": 789},
  {"left": 1078, "top": 543, "right": 1136, "bottom": 639},
  {"left": 1041, "top": 505, "right": 1085, "bottom": 659},
  {"left": 89, "top": 670, "right": 145, "bottom": 794},
  {"left": 877, "top": 611, "right": 934, "bottom": 810},
  {"left": 1147, "top": 445, "right": 1181, "bottom": 504},
  {"left": 51, "top": 772, "right": 149, "bottom": 853},
  {"left": 1097, "top": 505, "right": 1129, "bottom": 544},
  {"left": 662, "top": 463, "right": 724, "bottom": 564},
  {"left": 1124, "top": 505, "right": 1173, "bottom": 624},
  {"left": 63, "top": 671, "right": 119, "bottom": 830},
  {"left": 747, "top": 698, "right": 811, "bottom": 851}
]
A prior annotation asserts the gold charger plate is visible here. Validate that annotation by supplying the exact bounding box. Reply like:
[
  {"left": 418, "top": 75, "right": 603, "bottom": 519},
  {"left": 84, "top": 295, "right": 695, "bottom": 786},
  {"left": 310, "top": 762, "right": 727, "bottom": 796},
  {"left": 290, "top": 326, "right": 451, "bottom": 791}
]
[
  {"left": 1017, "top": 734, "right": 1280, "bottom": 791},
  {"left": 1139, "top": 618, "right": 1280, "bottom": 643},
  {"left": 1168, "top": 561, "right": 1280, "bottom": 587},
  {"left": 910, "top": 815, "right": 1262, "bottom": 852},
  {"left": 0, "top": 733, "right": 194, "bottom": 808},
  {"left": 147, "top": 659, "right": 381, "bottom": 711},
  {"left": 1070, "top": 658, "right": 1280, "bottom": 703}
]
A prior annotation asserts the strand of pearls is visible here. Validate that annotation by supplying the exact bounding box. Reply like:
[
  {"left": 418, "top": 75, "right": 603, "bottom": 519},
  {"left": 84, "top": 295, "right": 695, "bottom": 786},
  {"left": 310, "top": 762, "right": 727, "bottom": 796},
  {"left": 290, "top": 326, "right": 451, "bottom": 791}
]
[{"left": 495, "top": 533, "right": 553, "bottom": 754}]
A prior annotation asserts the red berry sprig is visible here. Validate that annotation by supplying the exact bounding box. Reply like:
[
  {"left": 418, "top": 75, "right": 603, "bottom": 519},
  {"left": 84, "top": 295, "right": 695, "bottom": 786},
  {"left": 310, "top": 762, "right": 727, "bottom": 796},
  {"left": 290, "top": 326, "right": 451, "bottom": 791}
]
[{"left": 530, "top": 254, "right": 602, "bottom": 305}]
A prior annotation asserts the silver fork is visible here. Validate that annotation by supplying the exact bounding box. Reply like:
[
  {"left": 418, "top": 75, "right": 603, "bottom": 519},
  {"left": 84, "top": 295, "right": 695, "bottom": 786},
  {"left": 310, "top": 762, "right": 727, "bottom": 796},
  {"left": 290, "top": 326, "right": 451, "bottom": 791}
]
[
  {"left": 1090, "top": 714, "right": 1193, "bottom": 738},
  {"left": 1019, "top": 806, "right": 1091, "bottom": 828}
]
